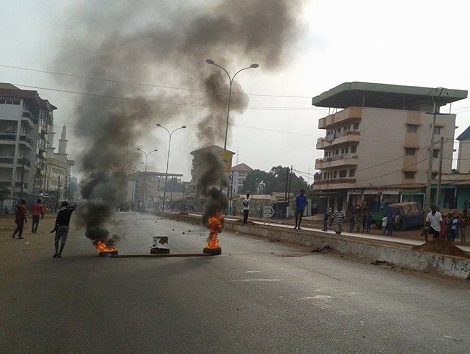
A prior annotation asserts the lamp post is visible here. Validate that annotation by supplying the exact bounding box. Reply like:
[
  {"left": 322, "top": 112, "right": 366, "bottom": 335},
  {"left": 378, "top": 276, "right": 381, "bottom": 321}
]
[
  {"left": 156, "top": 124, "right": 186, "bottom": 215},
  {"left": 424, "top": 87, "right": 445, "bottom": 212},
  {"left": 137, "top": 148, "right": 158, "bottom": 210},
  {"left": 205, "top": 59, "right": 259, "bottom": 150}
]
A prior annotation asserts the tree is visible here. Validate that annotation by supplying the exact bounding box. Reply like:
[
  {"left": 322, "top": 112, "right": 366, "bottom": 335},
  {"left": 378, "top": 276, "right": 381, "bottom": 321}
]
[{"left": 241, "top": 166, "right": 308, "bottom": 194}]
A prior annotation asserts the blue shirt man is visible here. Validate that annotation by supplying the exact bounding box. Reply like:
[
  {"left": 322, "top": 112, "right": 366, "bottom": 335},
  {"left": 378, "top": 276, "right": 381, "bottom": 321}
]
[{"left": 294, "top": 189, "right": 308, "bottom": 230}]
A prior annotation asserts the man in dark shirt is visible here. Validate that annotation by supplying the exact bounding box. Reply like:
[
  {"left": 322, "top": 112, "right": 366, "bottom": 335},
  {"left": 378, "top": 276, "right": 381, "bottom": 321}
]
[{"left": 51, "top": 201, "right": 75, "bottom": 258}]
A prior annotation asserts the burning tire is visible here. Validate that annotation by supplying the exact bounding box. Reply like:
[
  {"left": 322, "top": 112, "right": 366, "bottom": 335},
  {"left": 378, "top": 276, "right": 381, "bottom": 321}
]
[
  {"left": 98, "top": 250, "right": 118, "bottom": 257},
  {"left": 203, "top": 247, "right": 221, "bottom": 255}
]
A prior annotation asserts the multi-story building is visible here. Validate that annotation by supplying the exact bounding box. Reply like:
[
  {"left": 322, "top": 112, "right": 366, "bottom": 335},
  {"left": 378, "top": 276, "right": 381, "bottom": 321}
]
[
  {"left": 231, "top": 163, "right": 253, "bottom": 194},
  {"left": 128, "top": 171, "right": 183, "bottom": 210},
  {"left": 312, "top": 82, "right": 467, "bottom": 213},
  {"left": 0, "top": 83, "right": 75, "bottom": 210},
  {"left": 0, "top": 83, "right": 55, "bottom": 206}
]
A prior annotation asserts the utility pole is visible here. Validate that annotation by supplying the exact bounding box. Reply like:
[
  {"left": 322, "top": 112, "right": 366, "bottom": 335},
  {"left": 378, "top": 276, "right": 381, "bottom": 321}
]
[
  {"left": 424, "top": 87, "right": 445, "bottom": 211},
  {"left": 436, "top": 137, "right": 445, "bottom": 209}
]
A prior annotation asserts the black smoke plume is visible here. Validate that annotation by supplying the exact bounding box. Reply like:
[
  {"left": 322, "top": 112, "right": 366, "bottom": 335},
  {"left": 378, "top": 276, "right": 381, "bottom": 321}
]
[
  {"left": 196, "top": 151, "right": 229, "bottom": 226},
  {"left": 52, "top": 0, "right": 306, "bottom": 245}
]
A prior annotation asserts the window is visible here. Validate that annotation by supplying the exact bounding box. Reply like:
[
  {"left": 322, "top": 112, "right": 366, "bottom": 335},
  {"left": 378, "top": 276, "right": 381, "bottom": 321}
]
[
  {"left": 350, "top": 145, "right": 357, "bottom": 153},
  {"left": 405, "top": 148, "right": 416, "bottom": 156},
  {"left": 404, "top": 171, "right": 415, "bottom": 179},
  {"left": 339, "top": 170, "right": 347, "bottom": 178},
  {"left": 431, "top": 172, "right": 438, "bottom": 180},
  {"left": 407, "top": 124, "right": 418, "bottom": 133},
  {"left": 349, "top": 169, "right": 356, "bottom": 177},
  {"left": 433, "top": 149, "right": 440, "bottom": 158},
  {"left": 434, "top": 126, "right": 442, "bottom": 135}
]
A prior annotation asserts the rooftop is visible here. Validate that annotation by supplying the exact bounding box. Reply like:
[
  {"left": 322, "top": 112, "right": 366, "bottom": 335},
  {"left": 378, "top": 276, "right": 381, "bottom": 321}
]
[{"left": 312, "top": 82, "right": 468, "bottom": 110}]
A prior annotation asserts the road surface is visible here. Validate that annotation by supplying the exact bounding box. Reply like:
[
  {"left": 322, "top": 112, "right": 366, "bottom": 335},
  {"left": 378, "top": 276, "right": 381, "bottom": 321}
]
[{"left": 1, "top": 212, "right": 469, "bottom": 353}]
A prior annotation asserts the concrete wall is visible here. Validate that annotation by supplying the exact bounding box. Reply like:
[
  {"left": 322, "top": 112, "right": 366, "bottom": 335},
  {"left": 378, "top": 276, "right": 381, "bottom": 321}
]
[{"left": 171, "top": 213, "right": 469, "bottom": 280}]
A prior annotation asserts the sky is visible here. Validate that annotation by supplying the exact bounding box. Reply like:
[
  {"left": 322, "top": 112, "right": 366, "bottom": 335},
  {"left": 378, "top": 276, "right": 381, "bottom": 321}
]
[{"left": 1, "top": 0, "right": 469, "bottom": 184}]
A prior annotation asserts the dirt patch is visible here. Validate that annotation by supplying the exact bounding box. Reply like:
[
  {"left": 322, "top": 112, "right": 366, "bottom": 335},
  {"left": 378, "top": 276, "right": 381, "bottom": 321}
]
[{"left": 412, "top": 240, "right": 470, "bottom": 259}]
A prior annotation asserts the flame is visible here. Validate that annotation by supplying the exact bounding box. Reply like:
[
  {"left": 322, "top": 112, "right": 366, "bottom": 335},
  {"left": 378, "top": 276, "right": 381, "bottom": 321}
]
[
  {"left": 205, "top": 212, "right": 224, "bottom": 249},
  {"left": 96, "top": 240, "right": 117, "bottom": 253}
]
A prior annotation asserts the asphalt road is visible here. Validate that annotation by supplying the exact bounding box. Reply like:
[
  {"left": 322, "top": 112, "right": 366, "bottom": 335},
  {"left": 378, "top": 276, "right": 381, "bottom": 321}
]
[{"left": 1, "top": 212, "right": 470, "bottom": 353}]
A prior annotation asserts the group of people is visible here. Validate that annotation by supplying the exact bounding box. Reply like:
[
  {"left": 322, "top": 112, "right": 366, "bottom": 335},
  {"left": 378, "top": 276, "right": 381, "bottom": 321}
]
[
  {"left": 421, "top": 205, "right": 468, "bottom": 243},
  {"left": 11, "top": 199, "right": 75, "bottom": 258}
]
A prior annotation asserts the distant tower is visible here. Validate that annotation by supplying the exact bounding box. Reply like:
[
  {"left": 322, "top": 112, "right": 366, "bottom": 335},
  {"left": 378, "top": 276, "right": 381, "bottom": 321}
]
[{"left": 58, "top": 125, "right": 68, "bottom": 156}]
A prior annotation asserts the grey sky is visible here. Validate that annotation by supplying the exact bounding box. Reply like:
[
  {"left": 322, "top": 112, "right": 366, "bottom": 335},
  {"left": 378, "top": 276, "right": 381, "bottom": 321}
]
[{"left": 1, "top": 0, "right": 469, "bottom": 182}]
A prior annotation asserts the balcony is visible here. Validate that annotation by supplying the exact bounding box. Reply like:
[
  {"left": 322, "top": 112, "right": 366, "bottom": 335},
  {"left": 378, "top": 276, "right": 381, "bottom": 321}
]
[
  {"left": 0, "top": 157, "right": 15, "bottom": 166},
  {"left": 21, "top": 111, "right": 34, "bottom": 127},
  {"left": 315, "top": 154, "right": 359, "bottom": 170},
  {"left": 318, "top": 107, "right": 363, "bottom": 129},
  {"left": 313, "top": 178, "right": 356, "bottom": 191},
  {"left": 316, "top": 130, "right": 361, "bottom": 149},
  {"left": 19, "top": 135, "right": 33, "bottom": 148}
]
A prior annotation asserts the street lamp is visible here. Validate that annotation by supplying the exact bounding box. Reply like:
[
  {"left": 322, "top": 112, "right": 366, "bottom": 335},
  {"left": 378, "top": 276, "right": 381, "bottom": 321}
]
[
  {"left": 137, "top": 148, "right": 158, "bottom": 210},
  {"left": 424, "top": 87, "right": 446, "bottom": 212},
  {"left": 137, "top": 148, "right": 158, "bottom": 172},
  {"left": 156, "top": 124, "right": 186, "bottom": 215},
  {"left": 205, "top": 59, "right": 259, "bottom": 150}
]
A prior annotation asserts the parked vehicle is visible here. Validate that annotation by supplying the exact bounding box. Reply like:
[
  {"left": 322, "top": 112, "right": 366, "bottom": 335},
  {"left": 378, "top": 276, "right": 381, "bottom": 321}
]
[{"left": 387, "top": 202, "right": 424, "bottom": 230}]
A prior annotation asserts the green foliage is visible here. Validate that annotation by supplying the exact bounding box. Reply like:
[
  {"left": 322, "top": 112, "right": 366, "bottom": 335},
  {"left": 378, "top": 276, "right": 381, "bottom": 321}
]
[{"left": 241, "top": 166, "right": 308, "bottom": 195}]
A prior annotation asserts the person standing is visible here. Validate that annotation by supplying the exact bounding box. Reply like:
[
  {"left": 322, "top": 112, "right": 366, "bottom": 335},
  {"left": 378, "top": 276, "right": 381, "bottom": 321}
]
[
  {"left": 51, "top": 201, "right": 75, "bottom": 258},
  {"left": 365, "top": 213, "right": 374, "bottom": 233},
  {"left": 294, "top": 189, "right": 308, "bottom": 230},
  {"left": 322, "top": 208, "right": 330, "bottom": 231},
  {"left": 242, "top": 193, "right": 251, "bottom": 224},
  {"left": 381, "top": 214, "right": 387, "bottom": 235},
  {"left": 12, "top": 199, "right": 27, "bottom": 239},
  {"left": 31, "top": 198, "right": 45, "bottom": 233},
  {"left": 422, "top": 205, "right": 442, "bottom": 242},
  {"left": 460, "top": 216, "right": 468, "bottom": 243},
  {"left": 330, "top": 206, "right": 346, "bottom": 235}
]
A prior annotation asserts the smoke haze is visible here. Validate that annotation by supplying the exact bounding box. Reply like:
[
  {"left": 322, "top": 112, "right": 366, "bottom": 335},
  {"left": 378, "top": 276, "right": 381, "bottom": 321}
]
[{"left": 52, "top": 0, "right": 306, "bottom": 244}]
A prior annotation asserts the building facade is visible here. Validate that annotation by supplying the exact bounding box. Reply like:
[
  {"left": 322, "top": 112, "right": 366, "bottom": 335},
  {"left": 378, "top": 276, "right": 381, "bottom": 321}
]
[
  {"left": 312, "top": 82, "right": 468, "bottom": 213},
  {"left": 128, "top": 171, "right": 183, "bottom": 211},
  {"left": 0, "top": 83, "right": 74, "bottom": 210},
  {"left": 231, "top": 163, "right": 253, "bottom": 194}
]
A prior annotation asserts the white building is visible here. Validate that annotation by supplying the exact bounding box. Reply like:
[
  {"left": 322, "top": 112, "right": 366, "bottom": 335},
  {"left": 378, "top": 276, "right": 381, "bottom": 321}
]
[
  {"left": 0, "top": 83, "right": 74, "bottom": 210},
  {"left": 312, "top": 82, "right": 468, "bottom": 213}
]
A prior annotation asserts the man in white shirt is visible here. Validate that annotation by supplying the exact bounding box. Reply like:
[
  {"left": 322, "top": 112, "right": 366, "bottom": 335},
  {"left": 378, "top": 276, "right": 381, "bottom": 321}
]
[
  {"left": 422, "top": 205, "right": 442, "bottom": 242},
  {"left": 242, "top": 193, "right": 251, "bottom": 224}
]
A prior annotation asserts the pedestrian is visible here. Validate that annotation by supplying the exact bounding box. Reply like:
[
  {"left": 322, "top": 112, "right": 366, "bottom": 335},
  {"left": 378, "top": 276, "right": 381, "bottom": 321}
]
[
  {"left": 242, "top": 193, "right": 251, "bottom": 224},
  {"left": 365, "top": 213, "right": 373, "bottom": 233},
  {"left": 356, "top": 212, "right": 363, "bottom": 232},
  {"left": 322, "top": 208, "right": 330, "bottom": 231},
  {"left": 460, "top": 216, "right": 468, "bottom": 243},
  {"left": 349, "top": 213, "right": 356, "bottom": 232},
  {"left": 294, "top": 189, "right": 308, "bottom": 230},
  {"left": 394, "top": 213, "right": 401, "bottom": 232},
  {"left": 421, "top": 205, "right": 442, "bottom": 242},
  {"left": 444, "top": 213, "right": 453, "bottom": 241},
  {"left": 330, "top": 206, "right": 346, "bottom": 235},
  {"left": 386, "top": 210, "right": 394, "bottom": 236},
  {"left": 450, "top": 215, "right": 460, "bottom": 242},
  {"left": 381, "top": 214, "right": 387, "bottom": 235},
  {"left": 12, "top": 198, "right": 27, "bottom": 239},
  {"left": 51, "top": 201, "right": 75, "bottom": 258},
  {"left": 31, "top": 198, "right": 45, "bottom": 233}
]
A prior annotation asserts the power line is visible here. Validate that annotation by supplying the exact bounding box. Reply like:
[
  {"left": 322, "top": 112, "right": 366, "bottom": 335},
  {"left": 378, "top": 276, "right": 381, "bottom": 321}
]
[{"left": 0, "top": 64, "right": 313, "bottom": 99}]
